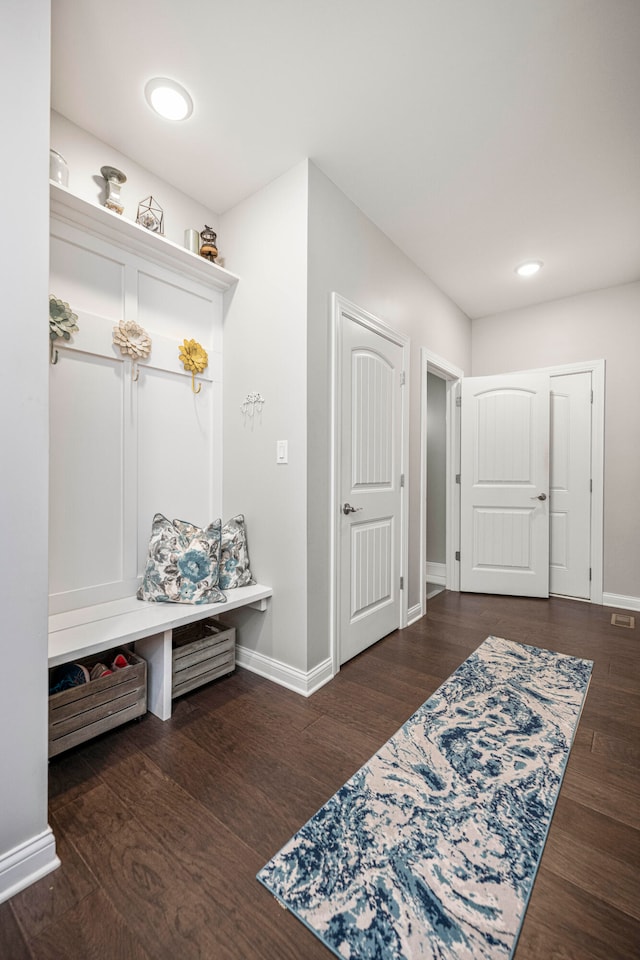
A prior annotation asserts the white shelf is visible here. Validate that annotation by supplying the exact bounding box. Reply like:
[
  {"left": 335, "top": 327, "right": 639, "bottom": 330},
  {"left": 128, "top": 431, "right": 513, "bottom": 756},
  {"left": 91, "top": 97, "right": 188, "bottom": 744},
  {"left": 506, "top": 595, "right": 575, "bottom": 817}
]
[{"left": 50, "top": 182, "right": 239, "bottom": 293}]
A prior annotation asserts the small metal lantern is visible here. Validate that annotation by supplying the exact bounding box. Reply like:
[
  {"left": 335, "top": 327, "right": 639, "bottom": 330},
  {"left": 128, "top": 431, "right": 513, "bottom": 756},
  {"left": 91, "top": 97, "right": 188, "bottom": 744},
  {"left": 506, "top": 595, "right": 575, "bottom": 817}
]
[
  {"left": 136, "top": 196, "right": 164, "bottom": 234},
  {"left": 199, "top": 224, "right": 218, "bottom": 262},
  {"left": 100, "top": 165, "right": 126, "bottom": 215}
]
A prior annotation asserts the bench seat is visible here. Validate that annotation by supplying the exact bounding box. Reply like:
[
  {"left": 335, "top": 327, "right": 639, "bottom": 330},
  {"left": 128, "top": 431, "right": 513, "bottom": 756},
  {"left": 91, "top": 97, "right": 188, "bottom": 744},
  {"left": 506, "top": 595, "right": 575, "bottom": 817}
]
[{"left": 48, "top": 583, "right": 272, "bottom": 720}]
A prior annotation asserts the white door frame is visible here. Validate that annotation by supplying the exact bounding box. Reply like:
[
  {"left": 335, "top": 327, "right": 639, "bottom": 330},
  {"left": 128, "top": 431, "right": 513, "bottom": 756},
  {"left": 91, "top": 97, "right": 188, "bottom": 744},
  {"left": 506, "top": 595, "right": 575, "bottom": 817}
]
[
  {"left": 449, "top": 358, "right": 604, "bottom": 605},
  {"left": 416, "top": 348, "right": 464, "bottom": 621},
  {"left": 329, "top": 293, "right": 410, "bottom": 675}
]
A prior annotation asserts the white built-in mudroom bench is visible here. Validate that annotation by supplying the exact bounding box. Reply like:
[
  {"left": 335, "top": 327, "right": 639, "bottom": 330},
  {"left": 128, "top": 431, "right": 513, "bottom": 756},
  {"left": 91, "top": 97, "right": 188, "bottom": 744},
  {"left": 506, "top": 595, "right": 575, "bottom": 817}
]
[{"left": 48, "top": 183, "right": 271, "bottom": 746}]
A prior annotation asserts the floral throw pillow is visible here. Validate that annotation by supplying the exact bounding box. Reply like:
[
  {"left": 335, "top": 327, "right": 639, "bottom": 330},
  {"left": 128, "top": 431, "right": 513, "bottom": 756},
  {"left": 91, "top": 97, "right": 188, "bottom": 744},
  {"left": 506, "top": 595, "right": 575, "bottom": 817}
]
[
  {"left": 219, "top": 514, "right": 255, "bottom": 589},
  {"left": 137, "top": 513, "right": 226, "bottom": 604}
]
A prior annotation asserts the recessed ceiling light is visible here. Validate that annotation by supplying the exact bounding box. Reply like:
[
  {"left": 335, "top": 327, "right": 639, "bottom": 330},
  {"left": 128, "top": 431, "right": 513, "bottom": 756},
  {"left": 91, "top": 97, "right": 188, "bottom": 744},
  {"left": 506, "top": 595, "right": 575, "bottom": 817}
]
[
  {"left": 144, "top": 78, "right": 193, "bottom": 121},
  {"left": 515, "top": 260, "right": 543, "bottom": 278}
]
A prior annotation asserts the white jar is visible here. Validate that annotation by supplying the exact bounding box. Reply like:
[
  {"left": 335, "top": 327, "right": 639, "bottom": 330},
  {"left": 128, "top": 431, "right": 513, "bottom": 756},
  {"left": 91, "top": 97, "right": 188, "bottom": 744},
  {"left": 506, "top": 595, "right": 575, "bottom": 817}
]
[{"left": 49, "top": 149, "right": 69, "bottom": 187}]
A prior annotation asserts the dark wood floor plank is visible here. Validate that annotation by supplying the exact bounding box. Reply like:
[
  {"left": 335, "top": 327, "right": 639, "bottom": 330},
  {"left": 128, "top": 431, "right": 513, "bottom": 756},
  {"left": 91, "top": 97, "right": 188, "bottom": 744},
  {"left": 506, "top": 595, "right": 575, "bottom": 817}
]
[
  {"left": 0, "top": 901, "right": 33, "bottom": 960},
  {"left": 9, "top": 819, "right": 97, "bottom": 939},
  {"left": 542, "top": 825, "right": 640, "bottom": 920},
  {"left": 520, "top": 868, "right": 640, "bottom": 960},
  {"left": 28, "top": 889, "right": 151, "bottom": 960},
  {"left": 6, "top": 591, "right": 639, "bottom": 959}
]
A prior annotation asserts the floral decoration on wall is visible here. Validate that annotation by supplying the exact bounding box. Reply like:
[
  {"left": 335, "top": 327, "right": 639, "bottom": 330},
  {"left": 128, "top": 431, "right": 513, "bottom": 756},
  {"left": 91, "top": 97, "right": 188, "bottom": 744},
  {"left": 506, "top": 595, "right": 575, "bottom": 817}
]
[
  {"left": 49, "top": 295, "right": 79, "bottom": 364},
  {"left": 179, "top": 338, "right": 208, "bottom": 394},
  {"left": 113, "top": 321, "right": 152, "bottom": 381}
]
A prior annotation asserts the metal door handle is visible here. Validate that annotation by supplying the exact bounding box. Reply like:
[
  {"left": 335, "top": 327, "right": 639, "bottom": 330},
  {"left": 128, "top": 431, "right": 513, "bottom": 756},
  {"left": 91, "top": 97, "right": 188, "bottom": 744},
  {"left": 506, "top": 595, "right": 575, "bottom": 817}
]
[
  {"left": 530, "top": 493, "right": 547, "bottom": 501},
  {"left": 343, "top": 502, "right": 362, "bottom": 515}
]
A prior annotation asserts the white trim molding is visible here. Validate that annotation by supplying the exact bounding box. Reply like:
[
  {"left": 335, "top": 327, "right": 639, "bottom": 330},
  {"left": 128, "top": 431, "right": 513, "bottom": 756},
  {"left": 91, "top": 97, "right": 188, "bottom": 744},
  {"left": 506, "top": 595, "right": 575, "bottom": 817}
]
[
  {"left": 0, "top": 827, "right": 60, "bottom": 905},
  {"left": 426, "top": 561, "right": 447, "bottom": 585},
  {"left": 236, "top": 646, "right": 333, "bottom": 697},
  {"left": 407, "top": 602, "right": 423, "bottom": 625},
  {"left": 602, "top": 593, "right": 640, "bottom": 613}
]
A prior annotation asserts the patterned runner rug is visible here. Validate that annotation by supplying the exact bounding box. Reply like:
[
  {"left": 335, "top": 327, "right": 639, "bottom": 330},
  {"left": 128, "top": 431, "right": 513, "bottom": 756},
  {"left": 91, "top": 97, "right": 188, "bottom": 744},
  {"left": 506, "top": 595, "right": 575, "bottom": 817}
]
[{"left": 257, "top": 636, "right": 592, "bottom": 959}]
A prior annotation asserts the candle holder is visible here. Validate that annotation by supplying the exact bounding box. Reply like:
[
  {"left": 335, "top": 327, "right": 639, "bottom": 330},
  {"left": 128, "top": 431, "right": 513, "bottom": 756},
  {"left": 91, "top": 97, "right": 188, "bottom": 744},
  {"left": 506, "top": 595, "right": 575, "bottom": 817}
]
[{"left": 100, "top": 165, "right": 127, "bottom": 215}]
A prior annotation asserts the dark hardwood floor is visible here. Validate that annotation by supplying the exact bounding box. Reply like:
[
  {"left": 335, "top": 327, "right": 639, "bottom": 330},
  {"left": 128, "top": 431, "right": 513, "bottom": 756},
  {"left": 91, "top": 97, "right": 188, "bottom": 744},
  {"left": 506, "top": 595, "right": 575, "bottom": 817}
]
[{"left": 3, "top": 592, "right": 639, "bottom": 959}]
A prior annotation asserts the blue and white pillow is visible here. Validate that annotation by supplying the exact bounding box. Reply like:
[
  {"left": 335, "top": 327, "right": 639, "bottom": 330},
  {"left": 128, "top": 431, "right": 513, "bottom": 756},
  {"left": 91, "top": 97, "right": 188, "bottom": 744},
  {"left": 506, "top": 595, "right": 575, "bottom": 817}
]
[
  {"left": 219, "top": 514, "right": 255, "bottom": 589},
  {"left": 137, "top": 513, "right": 226, "bottom": 604}
]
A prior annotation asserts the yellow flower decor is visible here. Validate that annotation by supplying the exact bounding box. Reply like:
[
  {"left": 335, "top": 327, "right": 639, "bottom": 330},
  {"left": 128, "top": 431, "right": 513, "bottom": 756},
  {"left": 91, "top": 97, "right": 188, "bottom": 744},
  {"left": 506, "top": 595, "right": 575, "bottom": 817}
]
[{"left": 179, "top": 338, "right": 208, "bottom": 393}]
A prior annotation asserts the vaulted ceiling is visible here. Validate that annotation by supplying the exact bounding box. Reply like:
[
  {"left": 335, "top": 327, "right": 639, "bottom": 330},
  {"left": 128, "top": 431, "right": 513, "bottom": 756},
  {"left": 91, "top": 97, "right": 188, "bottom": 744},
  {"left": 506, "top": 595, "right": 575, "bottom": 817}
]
[{"left": 51, "top": 0, "right": 640, "bottom": 318}]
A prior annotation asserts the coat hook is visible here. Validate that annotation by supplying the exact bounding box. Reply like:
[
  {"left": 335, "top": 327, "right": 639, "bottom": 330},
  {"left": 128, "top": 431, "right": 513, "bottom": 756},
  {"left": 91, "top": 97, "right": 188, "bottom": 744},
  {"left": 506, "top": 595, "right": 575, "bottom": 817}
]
[
  {"left": 132, "top": 360, "right": 139, "bottom": 382},
  {"left": 50, "top": 340, "right": 59, "bottom": 365},
  {"left": 192, "top": 371, "right": 202, "bottom": 394}
]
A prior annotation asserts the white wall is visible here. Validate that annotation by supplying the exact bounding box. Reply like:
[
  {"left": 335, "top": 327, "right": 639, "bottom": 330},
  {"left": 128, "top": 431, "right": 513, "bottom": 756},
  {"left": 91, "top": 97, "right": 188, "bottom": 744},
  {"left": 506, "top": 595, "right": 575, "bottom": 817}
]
[
  {"left": 307, "top": 162, "right": 471, "bottom": 666},
  {"left": 0, "top": 0, "right": 59, "bottom": 903},
  {"left": 472, "top": 281, "right": 640, "bottom": 602},
  {"left": 426, "top": 373, "right": 447, "bottom": 564},
  {"left": 51, "top": 111, "right": 218, "bottom": 250},
  {"left": 219, "top": 162, "right": 309, "bottom": 674}
]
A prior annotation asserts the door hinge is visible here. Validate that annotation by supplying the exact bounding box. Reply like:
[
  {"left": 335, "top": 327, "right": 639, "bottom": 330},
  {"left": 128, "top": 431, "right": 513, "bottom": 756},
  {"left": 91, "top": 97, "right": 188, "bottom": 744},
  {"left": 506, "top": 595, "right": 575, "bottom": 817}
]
[
  {"left": 455, "top": 473, "right": 461, "bottom": 484},
  {"left": 400, "top": 473, "right": 405, "bottom": 487},
  {"left": 589, "top": 567, "right": 592, "bottom": 581},
  {"left": 590, "top": 478, "right": 593, "bottom": 492},
  {"left": 400, "top": 371, "right": 406, "bottom": 386},
  {"left": 455, "top": 550, "right": 461, "bottom": 562},
  {"left": 591, "top": 389, "right": 594, "bottom": 404},
  {"left": 400, "top": 576, "right": 404, "bottom": 590},
  {"left": 456, "top": 396, "right": 462, "bottom": 407}
]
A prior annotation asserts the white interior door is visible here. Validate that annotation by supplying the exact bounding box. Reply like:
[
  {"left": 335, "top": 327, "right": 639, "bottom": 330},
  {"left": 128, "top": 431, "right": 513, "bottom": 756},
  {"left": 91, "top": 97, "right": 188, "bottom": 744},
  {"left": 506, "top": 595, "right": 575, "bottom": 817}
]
[
  {"left": 550, "top": 372, "right": 592, "bottom": 598},
  {"left": 338, "top": 307, "right": 406, "bottom": 665},
  {"left": 460, "top": 372, "right": 550, "bottom": 597}
]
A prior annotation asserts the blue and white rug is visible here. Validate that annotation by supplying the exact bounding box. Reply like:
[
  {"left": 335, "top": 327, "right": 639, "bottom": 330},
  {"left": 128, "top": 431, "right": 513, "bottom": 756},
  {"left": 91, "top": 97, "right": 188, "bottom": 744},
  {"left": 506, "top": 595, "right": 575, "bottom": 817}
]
[{"left": 257, "top": 636, "right": 592, "bottom": 959}]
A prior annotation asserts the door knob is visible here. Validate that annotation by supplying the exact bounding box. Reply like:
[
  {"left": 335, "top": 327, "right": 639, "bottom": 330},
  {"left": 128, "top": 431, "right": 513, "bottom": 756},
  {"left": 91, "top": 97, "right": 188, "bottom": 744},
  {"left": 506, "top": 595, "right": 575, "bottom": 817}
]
[
  {"left": 343, "top": 502, "right": 362, "bottom": 515},
  {"left": 530, "top": 493, "right": 547, "bottom": 501}
]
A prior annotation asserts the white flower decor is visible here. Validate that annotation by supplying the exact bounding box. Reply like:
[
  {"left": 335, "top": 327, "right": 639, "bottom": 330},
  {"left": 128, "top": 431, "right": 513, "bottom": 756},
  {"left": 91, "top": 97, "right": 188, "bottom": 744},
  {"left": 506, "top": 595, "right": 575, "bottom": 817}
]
[{"left": 112, "top": 321, "right": 152, "bottom": 359}]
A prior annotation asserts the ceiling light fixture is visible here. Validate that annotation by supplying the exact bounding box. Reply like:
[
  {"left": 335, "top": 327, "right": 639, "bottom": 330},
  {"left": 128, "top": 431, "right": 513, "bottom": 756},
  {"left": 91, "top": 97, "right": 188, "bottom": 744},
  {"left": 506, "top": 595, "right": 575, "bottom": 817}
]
[
  {"left": 144, "top": 78, "right": 193, "bottom": 121},
  {"left": 515, "top": 260, "right": 543, "bottom": 278}
]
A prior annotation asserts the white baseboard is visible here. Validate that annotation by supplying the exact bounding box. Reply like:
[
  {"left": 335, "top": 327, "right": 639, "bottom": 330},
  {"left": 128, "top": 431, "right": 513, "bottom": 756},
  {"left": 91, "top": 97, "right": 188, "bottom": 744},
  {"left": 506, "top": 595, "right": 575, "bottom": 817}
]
[
  {"left": 407, "top": 602, "right": 423, "bottom": 625},
  {"left": 602, "top": 592, "right": 640, "bottom": 613},
  {"left": 236, "top": 646, "right": 334, "bottom": 697},
  {"left": 0, "top": 827, "right": 60, "bottom": 905},
  {"left": 426, "top": 561, "right": 446, "bottom": 585}
]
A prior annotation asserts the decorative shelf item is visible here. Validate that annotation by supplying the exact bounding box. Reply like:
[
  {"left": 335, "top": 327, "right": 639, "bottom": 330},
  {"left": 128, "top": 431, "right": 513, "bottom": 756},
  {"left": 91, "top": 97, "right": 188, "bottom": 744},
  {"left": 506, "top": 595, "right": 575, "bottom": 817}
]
[
  {"left": 49, "top": 149, "right": 69, "bottom": 187},
  {"left": 136, "top": 196, "right": 164, "bottom": 235},
  {"left": 179, "top": 338, "right": 208, "bottom": 394},
  {"left": 199, "top": 225, "right": 218, "bottom": 262},
  {"left": 241, "top": 392, "right": 265, "bottom": 415},
  {"left": 100, "top": 165, "right": 127, "bottom": 215},
  {"left": 49, "top": 295, "right": 79, "bottom": 364},
  {"left": 112, "top": 321, "right": 152, "bottom": 381}
]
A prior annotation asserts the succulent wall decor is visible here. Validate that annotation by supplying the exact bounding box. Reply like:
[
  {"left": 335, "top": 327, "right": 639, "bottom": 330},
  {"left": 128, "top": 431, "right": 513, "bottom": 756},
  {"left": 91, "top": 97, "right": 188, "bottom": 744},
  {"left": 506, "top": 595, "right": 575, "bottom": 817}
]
[
  {"left": 113, "top": 321, "right": 152, "bottom": 381},
  {"left": 179, "top": 338, "right": 208, "bottom": 394},
  {"left": 49, "top": 295, "right": 79, "bottom": 364}
]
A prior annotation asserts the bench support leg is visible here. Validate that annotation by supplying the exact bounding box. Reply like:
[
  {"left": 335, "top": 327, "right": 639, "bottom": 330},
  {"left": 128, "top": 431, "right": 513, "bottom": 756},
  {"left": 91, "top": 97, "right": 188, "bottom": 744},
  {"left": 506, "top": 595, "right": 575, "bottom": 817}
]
[{"left": 136, "top": 629, "right": 173, "bottom": 720}]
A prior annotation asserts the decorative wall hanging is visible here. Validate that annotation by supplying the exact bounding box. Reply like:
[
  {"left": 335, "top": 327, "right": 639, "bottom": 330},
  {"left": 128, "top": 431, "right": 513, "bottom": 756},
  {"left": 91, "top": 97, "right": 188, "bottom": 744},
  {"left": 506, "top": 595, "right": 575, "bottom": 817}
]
[
  {"left": 179, "top": 338, "right": 208, "bottom": 394},
  {"left": 136, "top": 196, "right": 164, "bottom": 234},
  {"left": 100, "top": 165, "right": 127, "bottom": 215},
  {"left": 199, "top": 225, "right": 218, "bottom": 262},
  {"left": 49, "top": 295, "right": 79, "bottom": 364},
  {"left": 241, "top": 392, "right": 265, "bottom": 416},
  {"left": 112, "top": 321, "right": 152, "bottom": 381}
]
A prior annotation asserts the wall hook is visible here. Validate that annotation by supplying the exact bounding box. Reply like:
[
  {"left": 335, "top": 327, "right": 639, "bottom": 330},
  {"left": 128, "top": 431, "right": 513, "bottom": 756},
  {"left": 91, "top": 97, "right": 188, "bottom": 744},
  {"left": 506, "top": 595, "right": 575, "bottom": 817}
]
[
  {"left": 241, "top": 392, "right": 265, "bottom": 415},
  {"left": 132, "top": 361, "right": 139, "bottom": 382},
  {"left": 192, "top": 371, "right": 202, "bottom": 394},
  {"left": 50, "top": 340, "right": 59, "bottom": 365}
]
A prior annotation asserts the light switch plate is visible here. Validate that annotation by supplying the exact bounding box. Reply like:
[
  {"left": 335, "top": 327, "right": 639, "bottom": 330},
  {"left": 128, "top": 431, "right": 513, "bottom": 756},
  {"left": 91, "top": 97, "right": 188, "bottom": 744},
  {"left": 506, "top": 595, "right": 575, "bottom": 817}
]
[{"left": 276, "top": 440, "right": 288, "bottom": 464}]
